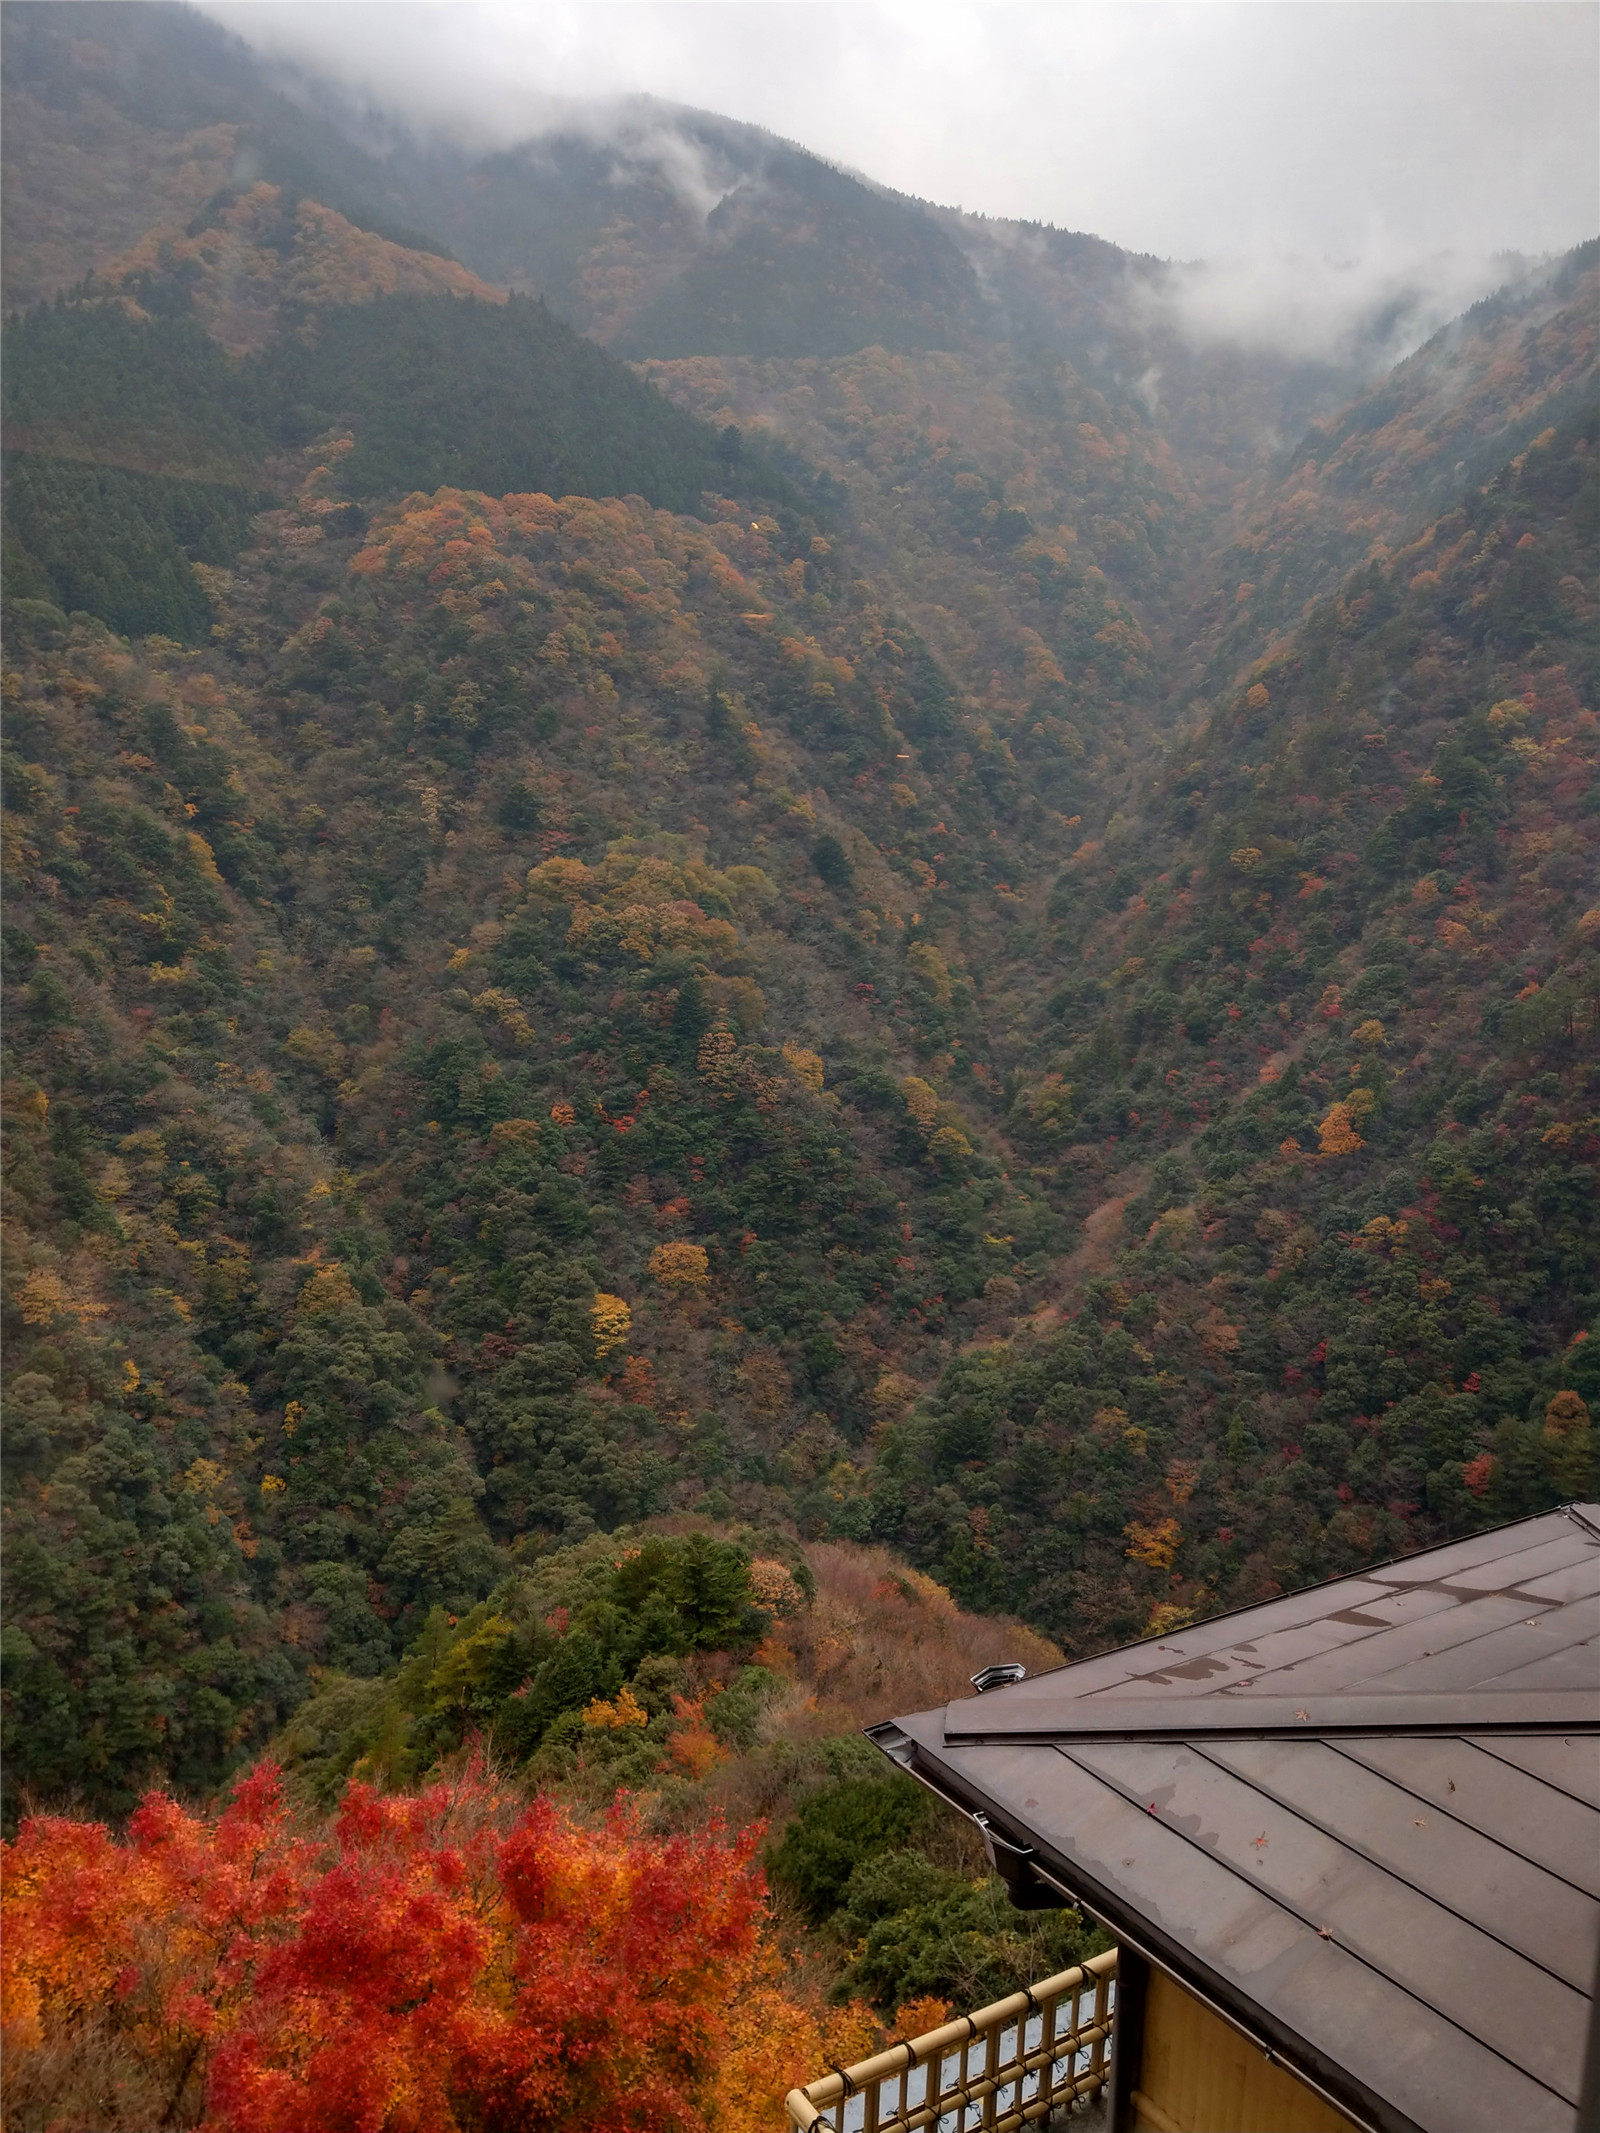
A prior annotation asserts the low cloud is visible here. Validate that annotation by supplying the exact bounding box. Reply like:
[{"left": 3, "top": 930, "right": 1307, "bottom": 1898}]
[
  {"left": 603, "top": 118, "right": 749, "bottom": 228},
  {"left": 205, "top": 2, "right": 1597, "bottom": 371},
  {"left": 498, "top": 101, "right": 750, "bottom": 226},
  {"left": 1150, "top": 247, "right": 1550, "bottom": 371}
]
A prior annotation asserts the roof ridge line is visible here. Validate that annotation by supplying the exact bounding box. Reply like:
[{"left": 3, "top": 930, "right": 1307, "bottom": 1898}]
[{"left": 943, "top": 1686, "right": 1600, "bottom": 1742}]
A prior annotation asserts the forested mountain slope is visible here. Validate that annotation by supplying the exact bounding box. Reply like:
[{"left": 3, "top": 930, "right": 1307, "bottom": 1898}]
[
  {"left": 640, "top": 243, "right": 1598, "bottom": 695},
  {"left": 2, "top": 0, "right": 1596, "bottom": 1836},
  {"left": 1, "top": 0, "right": 1360, "bottom": 490},
  {"left": 0, "top": 0, "right": 452, "bottom": 309},
  {"left": 872, "top": 404, "right": 1599, "bottom": 1637},
  {"left": 9, "top": 1, "right": 1588, "bottom": 661},
  {"left": 2, "top": 265, "right": 799, "bottom": 640},
  {"left": 1, "top": 421, "right": 1088, "bottom": 1808},
  {"left": 1172, "top": 244, "right": 1600, "bottom": 699}
]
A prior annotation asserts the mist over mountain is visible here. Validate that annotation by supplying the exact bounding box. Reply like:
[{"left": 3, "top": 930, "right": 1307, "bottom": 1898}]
[
  {"left": 206, "top": 0, "right": 1596, "bottom": 372},
  {"left": 2, "top": 8, "right": 1596, "bottom": 2116}
]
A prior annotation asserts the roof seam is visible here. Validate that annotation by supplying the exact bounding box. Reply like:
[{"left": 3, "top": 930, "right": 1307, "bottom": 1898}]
[
  {"left": 1467, "top": 1731, "right": 1600, "bottom": 1812},
  {"left": 1322, "top": 1735, "right": 1600, "bottom": 1899},
  {"left": 1007, "top": 1509, "right": 1585, "bottom": 1690},
  {"left": 1268, "top": 1599, "right": 1573, "bottom": 1698},
  {"left": 1185, "top": 1736, "right": 1595, "bottom": 1992},
  {"left": 906, "top": 1731, "right": 1417, "bottom": 2133},
  {"left": 1049, "top": 1741, "right": 1582, "bottom": 2112}
]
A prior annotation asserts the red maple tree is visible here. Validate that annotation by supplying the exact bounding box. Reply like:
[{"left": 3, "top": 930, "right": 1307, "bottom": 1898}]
[{"left": 3, "top": 1760, "right": 782, "bottom": 2131}]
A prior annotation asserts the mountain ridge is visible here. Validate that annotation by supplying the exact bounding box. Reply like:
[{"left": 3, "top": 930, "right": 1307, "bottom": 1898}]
[{"left": 2, "top": 0, "right": 1595, "bottom": 1843}]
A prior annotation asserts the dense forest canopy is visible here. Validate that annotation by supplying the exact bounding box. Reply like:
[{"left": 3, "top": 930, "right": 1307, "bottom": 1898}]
[
  {"left": 1, "top": 265, "right": 804, "bottom": 643},
  {"left": 1, "top": 7, "right": 1596, "bottom": 2124}
]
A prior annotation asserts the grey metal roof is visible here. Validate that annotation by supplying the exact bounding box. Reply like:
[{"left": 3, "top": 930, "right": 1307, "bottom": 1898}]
[{"left": 871, "top": 1504, "right": 1600, "bottom": 2133}]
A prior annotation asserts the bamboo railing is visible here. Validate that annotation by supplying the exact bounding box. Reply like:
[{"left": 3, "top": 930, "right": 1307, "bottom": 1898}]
[{"left": 784, "top": 1948, "right": 1118, "bottom": 2131}]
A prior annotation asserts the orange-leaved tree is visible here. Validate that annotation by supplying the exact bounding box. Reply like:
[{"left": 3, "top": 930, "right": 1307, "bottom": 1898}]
[
  {"left": 3, "top": 1760, "right": 791, "bottom": 2132},
  {"left": 707, "top": 1945, "right": 880, "bottom": 2129},
  {"left": 2, "top": 1760, "right": 319, "bottom": 2128},
  {"left": 649, "top": 1240, "right": 711, "bottom": 1292}
]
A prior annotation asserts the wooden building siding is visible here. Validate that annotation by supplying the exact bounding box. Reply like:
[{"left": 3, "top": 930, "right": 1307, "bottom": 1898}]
[{"left": 1132, "top": 1969, "right": 1359, "bottom": 2133}]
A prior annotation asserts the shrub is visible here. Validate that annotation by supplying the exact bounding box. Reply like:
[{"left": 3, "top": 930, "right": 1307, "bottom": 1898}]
[
  {"left": 811, "top": 834, "right": 853, "bottom": 889},
  {"left": 767, "top": 1772, "right": 930, "bottom": 1924},
  {"left": 833, "top": 1852, "right": 1102, "bottom": 2015}
]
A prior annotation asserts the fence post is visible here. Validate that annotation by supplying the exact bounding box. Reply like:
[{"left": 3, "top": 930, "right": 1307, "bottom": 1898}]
[{"left": 1107, "top": 1947, "right": 1147, "bottom": 2133}]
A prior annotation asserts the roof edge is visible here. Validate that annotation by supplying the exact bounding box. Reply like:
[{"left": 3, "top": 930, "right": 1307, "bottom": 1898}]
[{"left": 865, "top": 1718, "right": 1419, "bottom": 2133}]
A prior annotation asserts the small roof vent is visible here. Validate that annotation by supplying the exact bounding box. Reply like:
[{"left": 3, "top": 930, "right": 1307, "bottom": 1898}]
[{"left": 970, "top": 1662, "right": 1028, "bottom": 1694}]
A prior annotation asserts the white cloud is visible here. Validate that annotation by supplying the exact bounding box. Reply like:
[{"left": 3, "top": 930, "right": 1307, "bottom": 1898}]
[
  {"left": 206, "top": 2, "right": 1598, "bottom": 256},
  {"left": 204, "top": 0, "right": 1598, "bottom": 357},
  {"left": 1151, "top": 246, "right": 1551, "bottom": 367}
]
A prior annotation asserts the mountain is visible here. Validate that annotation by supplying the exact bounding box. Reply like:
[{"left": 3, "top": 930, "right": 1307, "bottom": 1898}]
[
  {"left": 1171, "top": 242, "right": 1600, "bottom": 698},
  {"left": 1, "top": 215, "right": 802, "bottom": 641},
  {"left": 869, "top": 400, "right": 1599, "bottom": 1636},
  {"left": 391, "top": 105, "right": 996, "bottom": 364},
  {"left": 0, "top": 0, "right": 451, "bottom": 309},
  {"left": 2, "top": 0, "right": 1596, "bottom": 1844}
]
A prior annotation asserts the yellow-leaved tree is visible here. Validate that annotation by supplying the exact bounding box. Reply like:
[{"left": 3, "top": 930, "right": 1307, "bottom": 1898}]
[
  {"left": 650, "top": 1242, "right": 710, "bottom": 1292},
  {"left": 591, "top": 1291, "right": 632, "bottom": 1361},
  {"left": 296, "top": 1264, "right": 361, "bottom": 1316},
  {"left": 1317, "top": 1102, "right": 1365, "bottom": 1157},
  {"left": 900, "top": 1076, "right": 938, "bottom": 1133}
]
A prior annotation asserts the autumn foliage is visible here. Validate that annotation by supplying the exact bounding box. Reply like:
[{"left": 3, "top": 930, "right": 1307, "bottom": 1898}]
[{"left": 1, "top": 1760, "right": 853, "bottom": 2132}]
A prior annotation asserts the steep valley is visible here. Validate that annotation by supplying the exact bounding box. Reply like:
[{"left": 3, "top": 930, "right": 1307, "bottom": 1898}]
[{"left": 2, "top": 0, "right": 1596, "bottom": 1863}]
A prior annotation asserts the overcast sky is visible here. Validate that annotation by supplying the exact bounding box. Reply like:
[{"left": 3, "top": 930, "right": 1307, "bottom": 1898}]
[{"left": 206, "top": 1, "right": 1596, "bottom": 268}]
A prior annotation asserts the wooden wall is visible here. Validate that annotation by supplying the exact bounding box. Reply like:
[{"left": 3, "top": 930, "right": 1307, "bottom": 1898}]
[{"left": 1130, "top": 1967, "right": 1359, "bottom": 2133}]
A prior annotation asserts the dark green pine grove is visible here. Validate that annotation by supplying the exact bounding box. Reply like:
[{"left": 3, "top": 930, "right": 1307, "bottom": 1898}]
[
  {"left": 256, "top": 293, "right": 807, "bottom": 516},
  {"left": 2, "top": 293, "right": 270, "bottom": 640}
]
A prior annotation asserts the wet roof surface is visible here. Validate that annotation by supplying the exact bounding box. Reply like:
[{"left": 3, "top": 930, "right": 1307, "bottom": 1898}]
[{"left": 878, "top": 1505, "right": 1600, "bottom": 2133}]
